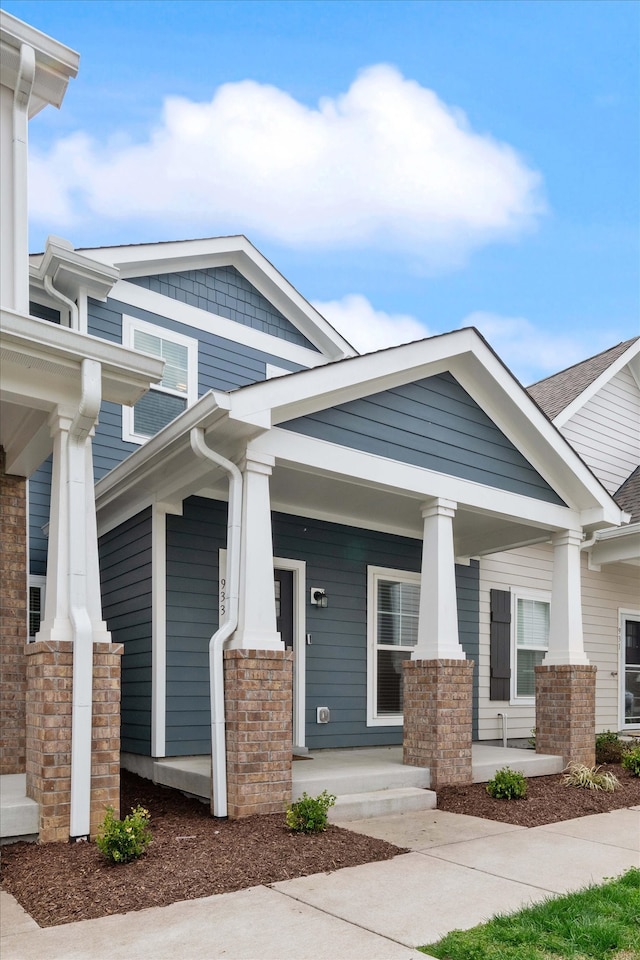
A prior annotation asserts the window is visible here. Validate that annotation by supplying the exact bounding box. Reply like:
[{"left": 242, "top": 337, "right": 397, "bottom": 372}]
[
  {"left": 514, "top": 595, "right": 549, "bottom": 699},
  {"left": 367, "top": 567, "right": 420, "bottom": 725},
  {"left": 28, "top": 576, "right": 46, "bottom": 642},
  {"left": 123, "top": 316, "right": 197, "bottom": 443}
]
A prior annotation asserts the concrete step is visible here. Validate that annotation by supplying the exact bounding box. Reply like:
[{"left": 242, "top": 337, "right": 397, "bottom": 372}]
[
  {"left": 329, "top": 786, "right": 437, "bottom": 822},
  {"left": 292, "top": 747, "right": 430, "bottom": 800},
  {"left": 0, "top": 775, "right": 39, "bottom": 842}
]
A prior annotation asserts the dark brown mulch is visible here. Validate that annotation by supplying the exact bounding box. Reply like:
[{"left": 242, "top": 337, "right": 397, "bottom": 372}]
[
  {"left": 0, "top": 771, "right": 406, "bottom": 928},
  {"left": 437, "top": 763, "right": 640, "bottom": 827}
]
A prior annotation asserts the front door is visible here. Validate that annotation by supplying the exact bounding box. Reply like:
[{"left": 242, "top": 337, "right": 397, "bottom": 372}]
[
  {"left": 274, "top": 569, "right": 294, "bottom": 651},
  {"left": 623, "top": 615, "right": 640, "bottom": 728}
]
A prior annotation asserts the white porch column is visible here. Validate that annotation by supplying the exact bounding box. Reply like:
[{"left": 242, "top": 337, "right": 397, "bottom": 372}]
[
  {"left": 231, "top": 452, "right": 283, "bottom": 651},
  {"left": 37, "top": 409, "right": 110, "bottom": 644},
  {"left": 415, "top": 498, "right": 465, "bottom": 660},
  {"left": 544, "top": 529, "right": 589, "bottom": 666}
]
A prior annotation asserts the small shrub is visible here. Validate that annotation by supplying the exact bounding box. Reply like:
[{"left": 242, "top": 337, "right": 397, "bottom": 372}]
[
  {"left": 286, "top": 790, "right": 336, "bottom": 833},
  {"left": 486, "top": 767, "right": 527, "bottom": 800},
  {"left": 96, "top": 805, "right": 152, "bottom": 863},
  {"left": 527, "top": 727, "right": 536, "bottom": 749},
  {"left": 622, "top": 745, "right": 640, "bottom": 777},
  {"left": 563, "top": 762, "right": 620, "bottom": 792},
  {"left": 595, "top": 730, "right": 626, "bottom": 765}
]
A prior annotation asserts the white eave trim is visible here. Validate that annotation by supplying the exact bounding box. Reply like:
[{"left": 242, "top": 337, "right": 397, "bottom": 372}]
[
  {"left": 554, "top": 339, "right": 640, "bottom": 428},
  {"left": 0, "top": 10, "right": 79, "bottom": 115}
]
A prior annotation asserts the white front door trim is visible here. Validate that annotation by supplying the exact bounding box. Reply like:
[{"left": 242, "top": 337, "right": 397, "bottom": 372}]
[{"left": 620, "top": 608, "right": 640, "bottom": 730}]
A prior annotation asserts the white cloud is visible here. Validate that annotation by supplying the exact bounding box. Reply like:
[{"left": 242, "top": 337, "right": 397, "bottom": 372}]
[
  {"left": 314, "top": 294, "right": 431, "bottom": 353},
  {"left": 29, "top": 65, "right": 544, "bottom": 266}
]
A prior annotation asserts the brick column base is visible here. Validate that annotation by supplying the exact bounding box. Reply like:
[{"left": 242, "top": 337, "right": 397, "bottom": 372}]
[
  {"left": 403, "top": 658, "right": 474, "bottom": 789},
  {"left": 535, "top": 664, "right": 596, "bottom": 767},
  {"left": 25, "top": 640, "right": 123, "bottom": 843},
  {"left": 0, "top": 447, "right": 27, "bottom": 775},
  {"left": 224, "top": 648, "right": 293, "bottom": 818}
]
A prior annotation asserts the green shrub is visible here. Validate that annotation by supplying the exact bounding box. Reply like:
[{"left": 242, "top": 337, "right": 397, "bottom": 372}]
[
  {"left": 486, "top": 767, "right": 527, "bottom": 800},
  {"left": 563, "top": 762, "right": 620, "bottom": 792},
  {"left": 595, "top": 730, "right": 626, "bottom": 764},
  {"left": 96, "top": 805, "right": 152, "bottom": 863},
  {"left": 286, "top": 790, "right": 336, "bottom": 833},
  {"left": 527, "top": 727, "right": 536, "bottom": 749},
  {"left": 621, "top": 744, "right": 640, "bottom": 777}
]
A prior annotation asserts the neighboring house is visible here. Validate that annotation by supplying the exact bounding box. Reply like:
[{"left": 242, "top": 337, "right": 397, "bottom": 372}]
[{"left": 478, "top": 339, "right": 640, "bottom": 742}]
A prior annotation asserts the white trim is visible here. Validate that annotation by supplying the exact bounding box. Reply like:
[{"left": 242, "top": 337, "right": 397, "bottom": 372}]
[
  {"left": 220, "top": 550, "right": 306, "bottom": 747},
  {"left": 122, "top": 315, "right": 198, "bottom": 444},
  {"left": 151, "top": 504, "right": 171, "bottom": 757},
  {"left": 554, "top": 339, "right": 640, "bottom": 427},
  {"left": 510, "top": 587, "right": 550, "bottom": 704},
  {"left": 366, "top": 565, "right": 420, "bottom": 727},
  {"left": 266, "top": 363, "right": 292, "bottom": 379},
  {"left": 110, "top": 279, "right": 329, "bottom": 370},
  {"left": 620, "top": 608, "right": 640, "bottom": 730}
]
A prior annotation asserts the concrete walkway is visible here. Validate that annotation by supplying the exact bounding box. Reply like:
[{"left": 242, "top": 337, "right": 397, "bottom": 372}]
[{"left": 2, "top": 806, "right": 638, "bottom": 960}]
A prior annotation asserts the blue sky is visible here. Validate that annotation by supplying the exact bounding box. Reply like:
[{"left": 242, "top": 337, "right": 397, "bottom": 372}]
[{"left": 5, "top": 0, "right": 639, "bottom": 383}]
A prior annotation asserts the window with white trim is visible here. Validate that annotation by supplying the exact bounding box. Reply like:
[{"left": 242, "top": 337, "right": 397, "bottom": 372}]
[
  {"left": 367, "top": 567, "right": 419, "bottom": 725},
  {"left": 513, "top": 595, "right": 549, "bottom": 699},
  {"left": 28, "top": 576, "right": 46, "bottom": 642},
  {"left": 123, "top": 316, "right": 197, "bottom": 443}
]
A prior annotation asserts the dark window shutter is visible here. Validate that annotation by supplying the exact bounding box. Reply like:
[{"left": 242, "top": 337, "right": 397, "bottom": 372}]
[{"left": 490, "top": 589, "right": 511, "bottom": 700}]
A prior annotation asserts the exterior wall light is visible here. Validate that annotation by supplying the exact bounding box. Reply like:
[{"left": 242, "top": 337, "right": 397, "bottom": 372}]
[{"left": 310, "top": 588, "right": 328, "bottom": 608}]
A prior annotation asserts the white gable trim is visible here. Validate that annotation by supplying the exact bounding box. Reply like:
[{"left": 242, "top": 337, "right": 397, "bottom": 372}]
[{"left": 554, "top": 339, "right": 640, "bottom": 427}]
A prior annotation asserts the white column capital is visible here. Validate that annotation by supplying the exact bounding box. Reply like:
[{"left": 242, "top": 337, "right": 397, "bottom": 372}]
[
  {"left": 551, "top": 529, "right": 583, "bottom": 549},
  {"left": 421, "top": 497, "right": 457, "bottom": 520},
  {"left": 241, "top": 451, "right": 275, "bottom": 476}
]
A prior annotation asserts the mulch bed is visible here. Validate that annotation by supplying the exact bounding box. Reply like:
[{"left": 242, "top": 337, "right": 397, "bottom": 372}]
[
  {"left": 2, "top": 764, "right": 638, "bottom": 928},
  {"left": 437, "top": 763, "right": 640, "bottom": 827},
  {"left": 0, "top": 771, "right": 405, "bottom": 928}
]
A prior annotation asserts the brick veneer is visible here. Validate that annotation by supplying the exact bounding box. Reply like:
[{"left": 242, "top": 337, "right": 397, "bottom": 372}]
[
  {"left": 403, "top": 658, "right": 474, "bottom": 789},
  {"left": 25, "top": 640, "right": 123, "bottom": 842},
  {"left": 223, "top": 648, "right": 293, "bottom": 818},
  {"left": 535, "top": 664, "right": 596, "bottom": 767},
  {"left": 0, "top": 447, "right": 28, "bottom": 775}
]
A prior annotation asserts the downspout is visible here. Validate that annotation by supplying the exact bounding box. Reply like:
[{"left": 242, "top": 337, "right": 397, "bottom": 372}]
[
  {"left": 43, "top": 273, "right": 80, "bottom": 330},
  {"left": 189, "top": 428, "right": 242, "bottom": 818},
  {"left": 12, "top": 41, "right": 35, "bottom": 315},
  {"left": 69, "top": 358, "right": 102, "bottom": 838}
]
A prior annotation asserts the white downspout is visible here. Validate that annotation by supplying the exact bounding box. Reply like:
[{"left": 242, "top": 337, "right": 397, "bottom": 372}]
[
  {"left": 69, "top": 358, "right": 102, "bottom": 838},
  {"left": 12, "top": 41, "right": 35, "bottom": 315},
  {"left": 43, "top": 273, "right": 80, "bottom": 330},
  {"left": 189, "top": 428, "right": 242, "bottom": 818}
]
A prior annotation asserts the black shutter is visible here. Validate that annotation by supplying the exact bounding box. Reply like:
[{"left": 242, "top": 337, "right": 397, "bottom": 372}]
[{"left": 490, "top": 589, "right": 511, "bottom": 700}]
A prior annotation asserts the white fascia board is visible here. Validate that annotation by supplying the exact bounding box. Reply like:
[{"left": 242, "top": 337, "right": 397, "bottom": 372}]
[
  {"left": 108, "top": 279, "right": 330, "bottom": 371},
  {"left": 0, "top": 308, "right": 164, "bottom": 404},
  {"left": 250, "top": 427, "right": 583, "bottom": 532},
  {"left": 554, "top": 339, "right": 640, "bottom": 428},
  {"left": 589, "top": 523, "right": 640, "bottom": 567},
  {"left": 0, "top": 10, "right": 79, "bottom": 115},
  {"left": 77, "top": 237, "right": 355, "bottom": 360},
  {"left": 31, "top": 239, "right": 120, "bottom": 301}
]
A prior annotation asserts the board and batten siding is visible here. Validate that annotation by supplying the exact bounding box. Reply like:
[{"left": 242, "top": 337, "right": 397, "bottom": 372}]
[
  {"left": 162, "top": 497, "right": 479, "bottom": 755},
  {"left": 99, "top": 508, "right": 153, "bottom": 755},
  {"left": 282, "top": 373, "right": 565, "bottom": 504},
  {"left": 478, "top": 544, "right": 638, "bottom": 739},
  {"left": 559, "top": 367, "right": 640, "bottom": 495}
]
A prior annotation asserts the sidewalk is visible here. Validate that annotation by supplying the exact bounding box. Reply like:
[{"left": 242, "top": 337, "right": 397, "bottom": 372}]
[{"left": 2, "top": 806, "right": 638, "bottom": 960}]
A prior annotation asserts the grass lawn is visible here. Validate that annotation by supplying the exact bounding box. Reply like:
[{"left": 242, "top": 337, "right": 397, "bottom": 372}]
[{"left": 420, "top": 867, "right": 640, "bottom": 960}]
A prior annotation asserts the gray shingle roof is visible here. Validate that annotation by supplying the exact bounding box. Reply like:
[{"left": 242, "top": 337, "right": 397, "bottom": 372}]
[
  {"left": 527, "top": 337, "right": 639, "bottom": 420},
  {"left": 614, "top": 466, "right": 640, "bottom": 523}
]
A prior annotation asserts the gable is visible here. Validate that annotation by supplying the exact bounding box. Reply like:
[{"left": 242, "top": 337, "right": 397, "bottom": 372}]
[
  {"left": 128, "top": 266, "right": 319, "bottom": 352},
  {"left": 281, "top": 372, "right": 566, "bottom": 505}
]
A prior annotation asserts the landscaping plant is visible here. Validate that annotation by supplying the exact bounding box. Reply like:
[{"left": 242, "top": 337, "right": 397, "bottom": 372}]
[
  {"left": 96, "top": 804, "right": 152, "bottom": 863},
  {"left": 595, "top": 729, "right": 626, "bottom": 764},
  {"left": 485, "top": 767, "right": 527, "bottom": 800},
  {"left": 562, "top": 762, "right": 620, "bottom": 792},
  {"left": 621, "top": 744, "right": 640, "bottom": 777},
  {"left": 286, "top": 790, "right": 336, "bottom": 833}
]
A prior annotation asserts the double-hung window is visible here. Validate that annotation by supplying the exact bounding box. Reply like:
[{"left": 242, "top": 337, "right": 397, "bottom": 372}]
[
  {"left": 28, "top": 576, "right": 46, "bottom": 642},
  {"left": 123, "top": 316, "right": 197, "bottom": 443},
  {"left": 514, "top": 595, "right": 549, "bottom": 699},
  {"left": 367, "top": 567, "right": 419, "bottom": 725}
]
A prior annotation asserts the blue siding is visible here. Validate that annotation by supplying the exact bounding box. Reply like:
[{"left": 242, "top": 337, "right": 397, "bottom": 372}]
[
  {"left": 282, "top": 372, "right": 566, "bottom": 505},
  {"left": 129, "top": 266, "right": 318, "bottom": 351},
  {"left": 28, "top": 457, "right": 52, "bottom": 576},
  {"left": 163, "top": 498, "right": 480, "bottom": 753},
  {"left": 99, "top": 509, "right": 153, "bottom": 756}
]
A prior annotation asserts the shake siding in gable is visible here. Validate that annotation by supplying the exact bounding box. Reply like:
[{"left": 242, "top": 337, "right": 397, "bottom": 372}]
[
  {"left": 162, "top": 498, "right": 480, "bottom": 755},
  {"left": 560, "top": 368, "right": 640, "bottom": 494},
  {"left": 282, "top": 373, "right": 565, "bottom": 504},
  {"left": 99, "top": 509, "right": 153, "bottom": 755}
]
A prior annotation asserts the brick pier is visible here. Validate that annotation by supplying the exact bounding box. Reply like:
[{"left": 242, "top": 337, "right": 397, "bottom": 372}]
[{"left": 535, "top": 663, "right": 596, "bottom": 767}]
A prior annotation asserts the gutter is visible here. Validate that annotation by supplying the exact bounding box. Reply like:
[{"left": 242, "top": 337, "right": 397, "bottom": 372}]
[
  {"left": 189, "top": 428, "right": 242, "bottom": 818},
  {"left": 69, "top": 359, "right": 102, "bottom": 838}
]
